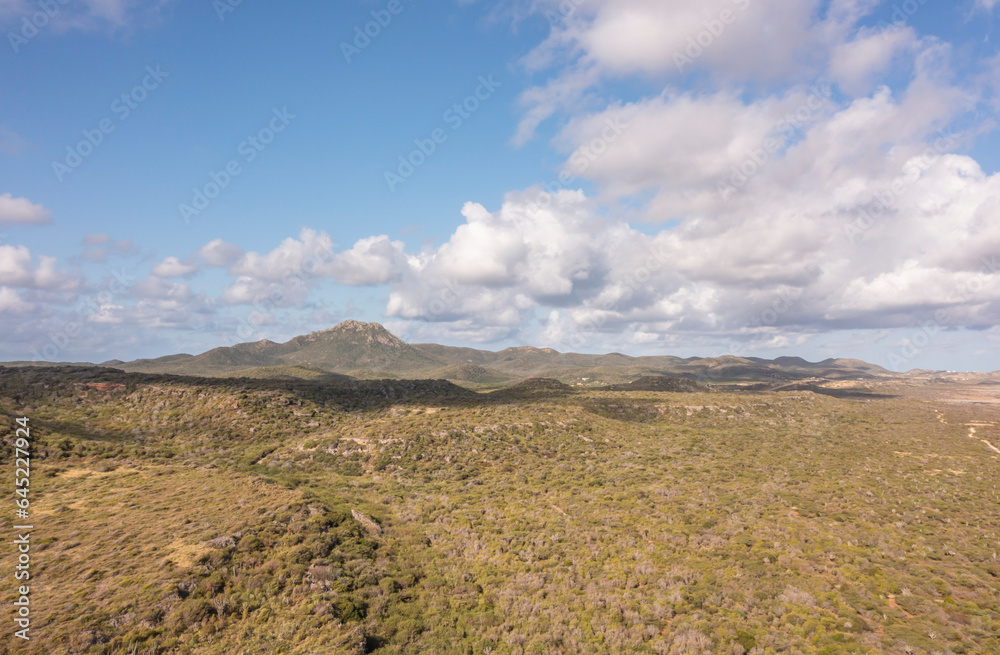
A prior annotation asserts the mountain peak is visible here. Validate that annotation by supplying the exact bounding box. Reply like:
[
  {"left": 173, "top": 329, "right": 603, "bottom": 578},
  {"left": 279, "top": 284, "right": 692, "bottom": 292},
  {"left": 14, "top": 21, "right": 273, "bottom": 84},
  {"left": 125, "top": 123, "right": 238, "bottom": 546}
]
[
  {"left": 298, "top": 321, "right": 409, "bottom": 350},
  {"left": 326, "top": 320, "right": 388, "bottom": 333}
]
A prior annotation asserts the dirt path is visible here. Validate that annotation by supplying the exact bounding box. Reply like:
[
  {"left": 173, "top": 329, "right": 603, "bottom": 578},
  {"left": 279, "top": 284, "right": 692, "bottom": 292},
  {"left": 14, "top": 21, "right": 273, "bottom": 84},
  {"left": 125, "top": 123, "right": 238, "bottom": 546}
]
[
  {"left": 887, "top": 594, "right": 915, "bottom": 618},
  {"left": 966, "top": 425, "right": 1000, "bottom": 455},
  {"left": 933, "top": 410, "right": 999, "bottom": 456}
]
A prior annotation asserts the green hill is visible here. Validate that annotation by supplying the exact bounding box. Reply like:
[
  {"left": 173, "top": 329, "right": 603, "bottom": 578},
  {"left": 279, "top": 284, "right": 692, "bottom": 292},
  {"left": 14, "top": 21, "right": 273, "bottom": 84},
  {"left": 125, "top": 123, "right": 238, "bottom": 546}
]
[
  {"left": 218, "top": 365, "right": 354, "bottom": 382},
  {"left": 423, "top": 364, "right": 516, "bottom": 388},
  {"left": 104, "top": 321, "right": 898, "bottom": 387}
]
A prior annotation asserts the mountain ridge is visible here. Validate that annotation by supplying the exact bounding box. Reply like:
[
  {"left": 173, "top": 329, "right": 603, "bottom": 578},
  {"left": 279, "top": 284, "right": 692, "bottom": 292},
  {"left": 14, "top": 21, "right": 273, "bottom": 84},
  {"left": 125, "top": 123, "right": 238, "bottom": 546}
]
[{"left": 103, "top": 320, "right": 902, "bottom": 387}]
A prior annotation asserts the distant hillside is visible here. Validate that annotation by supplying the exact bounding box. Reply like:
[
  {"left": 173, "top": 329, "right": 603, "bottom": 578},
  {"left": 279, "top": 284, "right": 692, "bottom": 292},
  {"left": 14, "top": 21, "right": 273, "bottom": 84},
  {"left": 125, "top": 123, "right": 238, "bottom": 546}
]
[
  {"left": 217, "top": 365, "right": 354, "bottom": 382},
  {"left": 424, "top": 364, "right": 516, "bottom": 387},
  {"left": 490, "top": 377, "right": 573, "bottom": 398},
  {"left": 102, "top": 320, "right": 898, "bottom": 386},
  {"left": 114, "top": 322, "right": 439, "bottom": 378},
  {"left": 604, "top": 375, "right": 708, "bottom": 393}
]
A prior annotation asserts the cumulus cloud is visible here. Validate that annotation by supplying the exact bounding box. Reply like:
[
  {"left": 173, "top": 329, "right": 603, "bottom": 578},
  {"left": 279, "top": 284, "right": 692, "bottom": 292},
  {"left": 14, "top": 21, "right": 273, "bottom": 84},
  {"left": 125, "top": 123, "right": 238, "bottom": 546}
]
[
  {"left": 229, "top": 229, "right": 335, "bottom": 283},
  {"left": 320, "top": 235, "right": 413, "bottom": 286},
  {"left": 198, "top": 239, "right": 245, "bottom": 268},
  {"left": 0, "top": 244, "right": 80, "bottom": 291},
  {"left": 0, "top": 287, "right": 33, "bottom": 314},
  {"left": 384, "top": 191, "right": 679, "bottom": 342},
  {"left": 513, "top": 0, "right": 882, "bottom": 142},
  {"left": 164, "top": 81, "right": 1000, "bottom": 347},
  {"left": 548, "top": 42, "right": 971, "bottom": 221},
  {"left": 207, "top": 229, "right": 412, "bottom": 305},
  {"left": 90, "top": 274, "right": 212, "bottom": 330},
  {"left": 131, "top": 276, "right": 194, "bottom": 301},
  {"left": 210, "top": 230, "right": 329, "bottom": 307},
  {"left": 567, "top": 0, "right": 821, "bottom": 78},
  {"left": 829, "top": 26, "right": 919, "bottom": 96},
  {"left": 0, "top": 193, "right": 51, "bottom": 225},
  {"left": 151, "top": 256, "right": 198, "bottom": 278},
  {"left": 375, "top": 144, "right": 1000, "bottom": 348}
]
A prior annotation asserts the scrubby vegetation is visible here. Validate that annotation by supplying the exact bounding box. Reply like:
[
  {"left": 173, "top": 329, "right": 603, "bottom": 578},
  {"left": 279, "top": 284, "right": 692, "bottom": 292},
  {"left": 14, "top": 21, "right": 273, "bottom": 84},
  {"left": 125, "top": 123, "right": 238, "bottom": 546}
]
[
  {"left": 110, "top": 320, "right": 901, "bottom": 389},
  {"left": 1, "top": 366, "right": 999, "bottom": 654}
]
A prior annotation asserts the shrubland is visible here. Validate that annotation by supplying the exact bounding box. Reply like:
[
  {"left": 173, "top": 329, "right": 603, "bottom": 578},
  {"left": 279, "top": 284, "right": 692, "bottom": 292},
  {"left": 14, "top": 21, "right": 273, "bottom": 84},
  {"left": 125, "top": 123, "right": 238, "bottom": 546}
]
[{"left": 1, "top": 366, "right": 998, "bottom": 654}]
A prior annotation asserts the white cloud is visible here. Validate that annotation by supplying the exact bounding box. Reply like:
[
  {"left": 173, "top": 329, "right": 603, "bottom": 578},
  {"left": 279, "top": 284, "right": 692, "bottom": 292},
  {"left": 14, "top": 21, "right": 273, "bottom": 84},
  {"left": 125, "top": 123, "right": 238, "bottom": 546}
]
[
  {"left": 512, "top": 66, "right": 601, "bottom": 147},
  {"left": 384, "top": 190, "right": 677, "bottom": 341},
  {"left": 132, "top": 276, "right": 195, "bottom": 301},
  {"left": 207, "top": 229, "right": 412, "bottom": 297},
  {"left": 88, "top": 274, "right": 212, "bottom": 330},
  {"left": 198, "top": 239, "right": 245, "bottom": 268},
  {"left": 513, "top": 0, "right": 884, "bottom": 142},
  {"left": 829, "top": 26, "right": 918, "bottom": 95},
  {"left": 527, "top": 0, "right": 816, "bottom": 77},
  {"left": 0, "top": 287, "right": 32, "bottom": 314},
  {"left": 151, "top": 256, "right": 198, "bottom": 278},
  {"left": 219, "top": 276, "right": 310, "bottom": 308},
  {"left": 549, "top": 40, "right": 972, "bottom": 224},
  {"left": 207, "top": 230, "right": 334, "bottom": 307},
  {"left": 0, "top": 245, "right": 80, "bottom": 291},
  {"left": 162, "top": 91, "right": 998, "bottom": 345},
  {"left": 376, "top": 141, "right": 1000, "bottom": 348},
  {"left": 571, "top": 0, "right": 819, "bottom": 78},
  {"left": 230, "top": 229, "right": 334, "bottom": 283},
  {"left": 320, "top": 235, "right": 413, "bottom": 286},
  {"left": 0, "top": 193, "right": 51, "bottom": 225}
]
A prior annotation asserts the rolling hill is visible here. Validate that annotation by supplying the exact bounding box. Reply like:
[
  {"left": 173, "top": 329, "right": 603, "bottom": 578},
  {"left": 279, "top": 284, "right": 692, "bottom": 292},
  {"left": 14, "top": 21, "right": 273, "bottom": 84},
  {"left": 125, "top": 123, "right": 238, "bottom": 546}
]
[{"left": 105, "top": 320, "right": 894, "bottom": 387}]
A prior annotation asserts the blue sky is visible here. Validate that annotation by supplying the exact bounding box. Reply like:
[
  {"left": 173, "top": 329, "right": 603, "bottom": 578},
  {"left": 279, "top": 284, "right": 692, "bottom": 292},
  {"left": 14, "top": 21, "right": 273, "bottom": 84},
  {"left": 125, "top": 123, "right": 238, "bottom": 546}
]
[{"left": 2, "top": 0, "right": 1000, "bottom": 372}]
